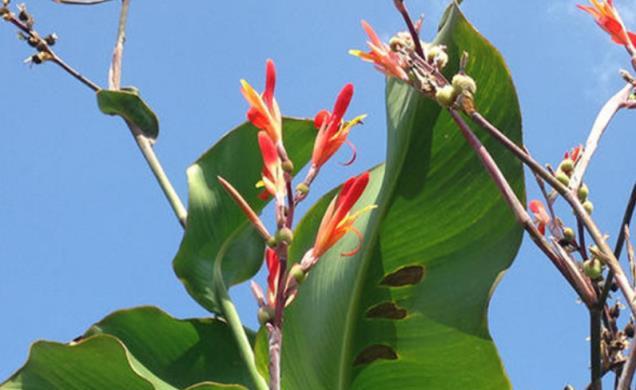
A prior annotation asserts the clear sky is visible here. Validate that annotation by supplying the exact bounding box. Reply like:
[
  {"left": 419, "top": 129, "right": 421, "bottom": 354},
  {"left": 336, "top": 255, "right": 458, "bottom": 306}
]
[{"left": 0, "top": 1, "right": 634, "bottom": 389}]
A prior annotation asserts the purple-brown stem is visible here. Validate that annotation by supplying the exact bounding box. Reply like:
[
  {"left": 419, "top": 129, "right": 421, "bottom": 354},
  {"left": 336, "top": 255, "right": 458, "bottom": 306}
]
[
  {"left": 449, "top": 109, "right": 597, "bottom": 307},
  {"left": 392, "top": 0, "right": 424, "bottom": 58}
]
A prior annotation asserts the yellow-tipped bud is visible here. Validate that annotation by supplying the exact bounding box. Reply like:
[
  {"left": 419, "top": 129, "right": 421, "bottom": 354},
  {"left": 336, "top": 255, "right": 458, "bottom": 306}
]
[
  {"left": 296, "top": 183, "right": 309, "bottom": 195},
  {"left": 451, "top": 74, "right": 477, "bottom": 95},
  {"left": 583, "top": 258, "right": 603, "bottom": 280},
  {"left": 583, "top": 200, "right": 594, "bottom": 215},
  {"left": 435, "top": 85, "right": 457, "bottom": 107},
  {"left": 290, "top": 264, "right": 307, "bottom": 284},
  {"left": 559, "top": 158, "right": 574, "bottom": 174},
  {"left": 257, "top": 306, "right": 275, "bottom": 326},
  {"left": 556, "top": 170, "right": 570, "bottom": 186},
  {"left": 276, "top": 227, "right": 294, "bottom": 245},
  {"left": 563, "top": 227, "right": 575, "bottom": 242}
]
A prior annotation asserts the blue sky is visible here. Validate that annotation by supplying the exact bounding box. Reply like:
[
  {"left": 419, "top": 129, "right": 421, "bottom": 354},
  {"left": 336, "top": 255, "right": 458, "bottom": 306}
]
[{"left": 0, "top": 1, "right": 634, "bottom": 389}]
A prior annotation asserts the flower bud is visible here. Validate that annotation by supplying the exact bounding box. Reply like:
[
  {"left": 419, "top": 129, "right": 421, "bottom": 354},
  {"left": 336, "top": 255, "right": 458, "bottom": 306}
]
[
  {"left": 435, "top": 85, "right": 457, "bottom": 107},
  {"left": 610, "top": 304, "right": 620, "bottom": 319},
  {"left": 626, "top": 321, "right": 635, "bottom": 338},
  {"left": 583, "top": 258, "right": 603, "bottom": 280},
  {"left": 44, "top": 33, "right": 57, "bottom": 46},
  {"left": 276, "top": 227, "right": 294, "bottom": 245},
  {"left": 282, "top": 160, "right": 294, "bottom": 173},
  {"left": 451, "top": 74, "right": 477, "bottom": 95},
  {"left": 266, "top": 236, "right": 278, "bottom": 248},
  {"left": 434, "top": 51, "right": 449, "bottom": 69},
  {"left": 426, "top": 45, "right": 443, "bottom": 62},
  {"left": 563, "top": 227, "right": 575, "bottom": 242},
  {"left": 559, "top": 158, "right": 574, "bottom": 174},
  {"left": 296, "top": 183, "right": 309, "bottom": 195},
  {"left": 257, "top": 306, "right": 275, "bottom": 326},
  {"left": 556, "top": 170, "right": 570, "bottom": 186},
  {"left": 583, "top": 200, "right": 594, "bottom": 215},
  {"left": 290, "top": 263, "right": 307, "bottom": 284},
  {"left": 578, "top": 184, "right": 589, "bottom": 202}
]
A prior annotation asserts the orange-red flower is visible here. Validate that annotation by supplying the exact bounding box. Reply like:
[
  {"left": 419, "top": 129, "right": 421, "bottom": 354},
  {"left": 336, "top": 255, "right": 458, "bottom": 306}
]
[
  {"left": 312, "top": 84, "right": 366, "bottom": 169},
  {"left": 265, "top": 248, "right": 280, "bottom": 307},
  {"left": 564, "top": 145, "right": 583, "bottom": 163},
  {"left": 578, "top": 0, "right": 636, "bottom": 46},
  {"left": 529, "top": 200, "right": 551, "bottom": 235},
  {"left": 313, "top": 172, "right": 376, "bottom": 257},
  {"left": 257, "top": 131, "right": 286, "bottom": 201},
  {"left": 350, "top": 20, "right": 409, "bottom": 81},
  {"left": 240, "top": 59, "right": 283, "bottom": 143}
]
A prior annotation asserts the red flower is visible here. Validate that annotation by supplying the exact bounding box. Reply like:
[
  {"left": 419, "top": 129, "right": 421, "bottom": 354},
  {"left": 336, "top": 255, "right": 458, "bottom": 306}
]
[
  {"left": 257, "top": 131, "right": 286, "bottom": 201},
  {"left": 350, "top": 20, "right": 409, "bottom": 81},
  {"left": 529, "top": 200, "right": 551, "bottom": 235},
  {"left": 578, "top": 0, "right": 636, "bottom": 46},
  {"left": 312, "top": 84, "right": 366, "bottom": 169},
  {"left": 313, "top": 172, "right": 376, "bottom": 257},
  {"left": 564, "top": 145, "right": 583, "bottom": 163},
  {"left": 240, "top": 59, "right": 283, "bottom": 143}
]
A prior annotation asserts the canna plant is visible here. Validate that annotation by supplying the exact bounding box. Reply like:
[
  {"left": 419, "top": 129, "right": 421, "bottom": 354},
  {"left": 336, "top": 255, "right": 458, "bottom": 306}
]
[{"left": 0, "top": 1, "right": 634, "bottom": 389}]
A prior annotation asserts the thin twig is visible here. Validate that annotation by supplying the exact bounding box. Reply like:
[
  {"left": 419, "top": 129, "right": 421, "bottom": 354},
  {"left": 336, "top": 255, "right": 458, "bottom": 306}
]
[
  {"left": 4, "top": 12, "right": 100, "bottom": 91},
  {"left": 569, "top": 84, "right": 633, "bottom": 190},
  {"left": 392, "top": 0, "right": 424, "bottom": 58},
  {"left": 599, "top": 184, "right": 636, "bottom": 305},
  {"left": 107, "top": 0, "right": 187, "bottom": 228},
  {"left": 449, "top": 109, "right": 597, "bottom": 306},
  {"left": 54, "top": 0, "right": 114, "bottom": 4},
  {"left": 469, "top": 112, "right": 636, "bottom": 320}
]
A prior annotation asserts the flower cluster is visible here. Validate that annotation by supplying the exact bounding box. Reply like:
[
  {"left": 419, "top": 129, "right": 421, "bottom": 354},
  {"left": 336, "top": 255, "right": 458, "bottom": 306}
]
[
  {"left": 220, "top": 59, "right": 375, "bottom": 322},
  {"left": 578, "top": 0, "right": 636, "bottom": 48}
]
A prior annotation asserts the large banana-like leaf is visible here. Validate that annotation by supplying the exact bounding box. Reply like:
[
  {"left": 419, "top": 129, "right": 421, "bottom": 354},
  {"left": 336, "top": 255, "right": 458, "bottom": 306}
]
[
  {"left": 272, "top": 4, "right": 524, "bottom": 389},
  {"left": 1, "top": 307, "right": 250, "bottom": 390},
  {"left": 173, "top": 118, "right": 315, "bottom": 313}
]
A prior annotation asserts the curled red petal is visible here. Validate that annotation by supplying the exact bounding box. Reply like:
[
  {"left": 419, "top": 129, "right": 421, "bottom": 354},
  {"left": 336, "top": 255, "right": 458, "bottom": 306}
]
[
  {"left": 341, "top": 226, "right": 364, "bottom": 257},
  {"left": 338, "top": 139, "right": 357, "bottom": 166}
]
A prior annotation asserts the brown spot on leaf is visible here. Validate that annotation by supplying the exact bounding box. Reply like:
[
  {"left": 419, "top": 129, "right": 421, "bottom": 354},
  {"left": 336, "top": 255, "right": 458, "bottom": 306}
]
[
  {"left": 380, "top": 265, "right": 425, "bottom": 287},
  {"left": 366, "top": 302, "right": 407, "bottom": 320},
  {"left": 354, "top": 344, "right": 398, "bottom": 366}
]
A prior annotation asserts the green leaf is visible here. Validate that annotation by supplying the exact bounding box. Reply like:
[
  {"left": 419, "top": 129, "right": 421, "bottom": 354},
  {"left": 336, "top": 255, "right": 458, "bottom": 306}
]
[
  {"left": 85, "top": 306, "right": 254, "bottom": 389},
  {"left": 0, "top": 335, "right": 172, "bottom": 390},
  {"left": 273, "top": 4, "right": 524, "bottom": 389},
  {"left": 97, "top": 89, "right": 159, "bottom": 140},
  {"left": 173, "top": 118, "right": 316, "bottom": 313},
  {"left": 1, "top": 307, "right": 253, "bottom": 390}
]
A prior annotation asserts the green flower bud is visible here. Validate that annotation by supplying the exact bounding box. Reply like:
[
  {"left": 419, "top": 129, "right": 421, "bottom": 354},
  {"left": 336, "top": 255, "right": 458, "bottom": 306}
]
[
  {"left": 559, "top": 158, "right": 574, "bottom": 174},
  {"left": 435, "top": 85, "right": 457, "bottom": 107},
  {"left": 556, "top": 170, "right": 570, "bottom": 186},
  {"left": 583, "top": 258, "right": 603, "bottom": 280},
  {"left": 282, "top": 160, "right": 294, "bottom": 173},
  {"left": 563, "top": 227, "right": 575, "bottom": 242},
  {"left": 583, "top": 200, "right": 594, "bottom": 215},
  {"left": 257, "top": 306, "right": 275, "bottom": 326},
  {"left": 296, "top": 183, "right": 309, "bottom": 195},
  {"left": 266, "top": 236, "right": 278, "bottom": 248},
  {"left": 578, "top": 184, "right": 589, "bottom": 202},
  {"left": 451, "top": 74, "right": 477, "bottom": 95},
  {"left": 290, "top": 264, "right": 307, "bottom": 284},
  {"left": 276, "top": 227, "right": 294, "bottom": 245}
]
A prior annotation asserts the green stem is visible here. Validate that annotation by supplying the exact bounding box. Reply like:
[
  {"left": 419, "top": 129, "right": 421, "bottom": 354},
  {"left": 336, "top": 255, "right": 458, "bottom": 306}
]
[
  {"left": 217, "top": 282, "right": 268, "bottom": 390},
  {"left": 128, "top": 122, "right": 187, "bottom": 227}
]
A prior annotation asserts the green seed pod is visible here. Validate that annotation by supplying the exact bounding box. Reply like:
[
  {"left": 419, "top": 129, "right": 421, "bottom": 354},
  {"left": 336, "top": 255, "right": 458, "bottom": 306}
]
[
  {"left": 563, "top": 227, "right": 575, "bottom": 242},
  {"left": 578, "top": 184, "right": 589, "bottom": 202},
  {"left": 276, "top": 227, "right": 294, "bottom": 245},
  {"left": 583, "top": 258, "right": 603, "bottom": 280},
  {"left": 282, "top": 160, "right": 294, "bottom": 173},
  {"left": 296, "top": 182, "right": 309, "bottom": 195},
  {"left": 559, "top": 158, "right": 574, "bottom": 174},
  {"left": 257, "top": 306, "right": 275, "bottom": 326},
  {"left": 451, "top": 74, "right": 477, "bottom": 95},
  {"left": 290, "top": 264, "right": 307, "bottom": 284},
  {"left": 266, "top": 236, "right": 278, "bottom": 248},
  {"left": 556, "top": 170, "right": 570, "bottom": 186},
  {"left": 583, "top": 200, "right": 594, "bottom": 215},
  {"left": 435, "top": 85, "right": 457, "bottom": 107}
]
